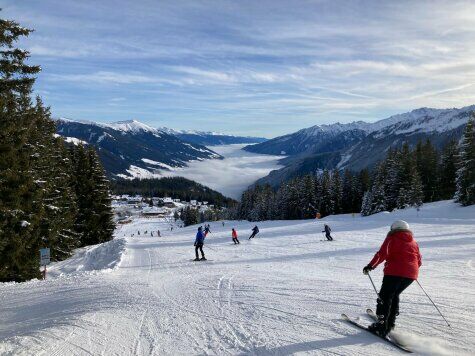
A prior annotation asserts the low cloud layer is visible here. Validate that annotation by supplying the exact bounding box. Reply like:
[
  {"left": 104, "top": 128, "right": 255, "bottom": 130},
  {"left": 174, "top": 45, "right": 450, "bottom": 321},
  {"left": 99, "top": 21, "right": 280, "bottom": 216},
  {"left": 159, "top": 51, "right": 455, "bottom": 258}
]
[{"left": 160, "top": 145, "right": 283, "bottom": 199}]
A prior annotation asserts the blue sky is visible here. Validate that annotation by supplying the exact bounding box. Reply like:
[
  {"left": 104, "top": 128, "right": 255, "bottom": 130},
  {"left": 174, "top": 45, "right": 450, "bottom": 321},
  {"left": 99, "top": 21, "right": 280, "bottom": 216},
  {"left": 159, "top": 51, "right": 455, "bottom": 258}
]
[{"left": 3, "top": 1, "right": 475, "bottom": 137}]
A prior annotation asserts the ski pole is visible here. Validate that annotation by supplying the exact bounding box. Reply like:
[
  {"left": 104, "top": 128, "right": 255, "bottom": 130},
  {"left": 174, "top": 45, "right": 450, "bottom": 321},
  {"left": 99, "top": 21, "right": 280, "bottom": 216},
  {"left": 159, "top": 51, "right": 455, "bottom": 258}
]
[
  {"left": 416, "top": 280, "right": 451, "bottom": 327},
  {"left": 367, "top": 272, "right": 379, "bottom": 298}
]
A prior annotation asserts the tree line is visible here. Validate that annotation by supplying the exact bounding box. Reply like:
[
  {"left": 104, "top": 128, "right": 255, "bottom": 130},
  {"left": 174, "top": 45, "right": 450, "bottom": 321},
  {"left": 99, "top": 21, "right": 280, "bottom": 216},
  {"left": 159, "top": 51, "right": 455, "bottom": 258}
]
[
  {"left": 111, "top": 177, "right": 236, "bottom": 208},
  {"left": 237, "top": 169, "right": 369, "bottom": 221},
  {"left": 237, "top": 119, "right": 475, "bottom": 221},
  {"left": 362, "top": 120, "right": 475, "bottom": 215},
  {"left": 175, "top": 206, "right": 229, "bottom": 227},
  {"left": 0, "top": 17, "right": 114, "bottom": 282}
]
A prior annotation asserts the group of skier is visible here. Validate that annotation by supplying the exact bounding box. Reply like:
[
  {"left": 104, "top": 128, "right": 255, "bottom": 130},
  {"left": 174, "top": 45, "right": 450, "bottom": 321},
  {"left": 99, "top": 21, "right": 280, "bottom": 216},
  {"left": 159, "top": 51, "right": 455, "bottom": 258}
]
[
  {"left": 193, "top": 224, "right": 260, "bottom": 260},
  {"left": 191, "top": 218, "right": 423, "bottom": 346}
]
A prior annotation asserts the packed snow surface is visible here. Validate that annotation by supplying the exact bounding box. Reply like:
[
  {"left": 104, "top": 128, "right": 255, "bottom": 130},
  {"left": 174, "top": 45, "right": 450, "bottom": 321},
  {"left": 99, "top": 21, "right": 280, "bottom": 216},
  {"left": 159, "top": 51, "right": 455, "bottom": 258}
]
[{"left": 0, "top": 200, "right": 474, "bottom": 355}]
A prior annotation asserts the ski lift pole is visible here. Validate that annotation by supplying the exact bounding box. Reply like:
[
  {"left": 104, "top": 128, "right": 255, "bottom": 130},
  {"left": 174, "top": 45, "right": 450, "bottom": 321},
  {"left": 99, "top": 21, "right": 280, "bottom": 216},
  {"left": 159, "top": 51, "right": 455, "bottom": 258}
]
[
  {"left": 367, "top": 272, "right": 379, "bottom": 298},
  {"left": 416, "top": 280, "right": 451, "bottom": 327}
]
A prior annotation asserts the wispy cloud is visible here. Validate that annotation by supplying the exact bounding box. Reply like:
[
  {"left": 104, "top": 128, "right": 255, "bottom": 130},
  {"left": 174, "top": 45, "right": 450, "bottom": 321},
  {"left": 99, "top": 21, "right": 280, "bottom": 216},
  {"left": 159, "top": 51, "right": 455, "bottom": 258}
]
[{"left": 3, "top": 0, "right": 475, "bottom": 136}]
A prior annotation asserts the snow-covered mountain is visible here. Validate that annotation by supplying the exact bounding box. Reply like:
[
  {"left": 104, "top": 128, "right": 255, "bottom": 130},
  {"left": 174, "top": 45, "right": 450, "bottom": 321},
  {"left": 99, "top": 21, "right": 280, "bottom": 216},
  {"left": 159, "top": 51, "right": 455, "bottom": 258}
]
[
  {"left": 161, "top": 127, "right": 267, "bottom": 146},
  {"left": 249, "top": 104, "right": 475, "bottom": 186},
  {"left": 244, "top": 122, "right": 370, "bottom": 156},
  {"left": 55, "top": 119, "right": 222, "bottom": 179},
  {"left": 342, "top": 105, "right": 475, "bottom": 171}
]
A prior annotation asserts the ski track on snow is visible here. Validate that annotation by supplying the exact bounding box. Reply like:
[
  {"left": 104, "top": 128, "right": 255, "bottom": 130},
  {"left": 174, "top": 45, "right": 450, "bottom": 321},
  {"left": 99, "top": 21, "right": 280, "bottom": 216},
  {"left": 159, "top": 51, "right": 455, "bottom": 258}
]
[{"left": 0, "top": 200, "right": 474, "bottom": 355}]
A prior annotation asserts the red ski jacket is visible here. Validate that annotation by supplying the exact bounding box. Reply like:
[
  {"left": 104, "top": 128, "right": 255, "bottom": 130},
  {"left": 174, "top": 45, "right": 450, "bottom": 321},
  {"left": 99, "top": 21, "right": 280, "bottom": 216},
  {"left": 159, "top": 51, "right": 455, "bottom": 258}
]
[
  {"left": 232, "top": 230, "right": 238, "bottom": 238},
  {"left": 368, "top": 229, "right": 422, "bottom": 280}
]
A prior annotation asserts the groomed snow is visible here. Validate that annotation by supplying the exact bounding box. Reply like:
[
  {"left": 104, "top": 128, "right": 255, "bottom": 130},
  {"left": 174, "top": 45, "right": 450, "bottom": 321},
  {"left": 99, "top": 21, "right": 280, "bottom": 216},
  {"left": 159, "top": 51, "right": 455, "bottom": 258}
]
[{"left": 0, "top": 200, "right": 474, "bottom": 355}]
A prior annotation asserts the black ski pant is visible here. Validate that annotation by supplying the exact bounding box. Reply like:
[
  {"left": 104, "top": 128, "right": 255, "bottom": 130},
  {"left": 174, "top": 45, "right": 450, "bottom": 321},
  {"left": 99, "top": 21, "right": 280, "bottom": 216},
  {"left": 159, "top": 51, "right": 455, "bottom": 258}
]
[
  {"left": 376, "top": 275, "right": 414, "bottom": 327},
  {"left": 195, "top": 243, "right": 205, "bottom": 259},
  {"left": 325, "top": 233, "right": 333, "bottom": 241},
  {"left": 249, "top": 233, "right": 257, "bottom": 239},
  {"left": 233, "top": 238, "right": 240, "bottom": 244}
]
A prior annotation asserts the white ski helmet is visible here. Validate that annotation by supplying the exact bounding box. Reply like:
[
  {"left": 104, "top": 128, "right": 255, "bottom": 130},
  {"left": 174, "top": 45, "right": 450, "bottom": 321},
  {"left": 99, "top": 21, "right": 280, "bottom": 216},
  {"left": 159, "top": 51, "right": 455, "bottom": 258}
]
[{"left": 391, "top": 220, "right": 410, "bottom": 231}]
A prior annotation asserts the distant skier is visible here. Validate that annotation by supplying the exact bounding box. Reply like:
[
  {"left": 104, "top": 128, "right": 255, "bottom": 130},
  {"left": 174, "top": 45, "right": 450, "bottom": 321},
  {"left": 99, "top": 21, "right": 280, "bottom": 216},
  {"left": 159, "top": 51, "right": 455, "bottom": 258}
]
[
  {"left": 232, "top": 228, "right": 240, "bottom": 244},
  {"left": 204, "top": 224, "right": 211, "bottom": 237},
  {"left": 222, "top": 221, "right": 225, "bottom": 227},
  {"left": 249, "top": 225, "right": 259, "bottom": 239},
  {"left": 194, "top": 226, "right": 206, "bottom": 261},
  {"left": 157, "top": 229, "right": 161, "bottom": 237},
  {"left": 138, "top": 231, "right": 140, "bottom": 236},
  {"left": 322, "top": 224, "right": 333, "bottom": 241},
  {"left": 363, "top": 220, "right": 422, "bottom": 337},
  {"left": 151, "top": 231, "right": 153, "bottom": 237}
]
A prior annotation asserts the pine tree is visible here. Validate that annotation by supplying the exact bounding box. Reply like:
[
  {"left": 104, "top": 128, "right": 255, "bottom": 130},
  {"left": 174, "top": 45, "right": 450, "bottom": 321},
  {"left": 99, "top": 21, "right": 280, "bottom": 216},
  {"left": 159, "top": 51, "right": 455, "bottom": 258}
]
[
  {"left": 341, "top": 169, "right": 353, "bottom": 213},
  {"left": 0, "top": 15, "right": 115, "bottom": 281},
  {"left": 384, "top": 148, "right": 401, "bottom": 211},
  {"left": 370, "top": 163, "right": 387, "bottom": 214},
  {"left": 331, "top": 170, "right": 343, "bottom": 214},
  {"left": 38, "top": 133, "right": 79, "bottom": 261},
  {"left": 439, "top": 139, "right": 459, "bottom": 200},
  {"left": 0, "top": 17, "right": 45, "bottom": 281},
  {"left": 71, "top": 145, "right": 114, "bottom": 246},
  {"left": 360, "top": 190, "right": 373, "bottom": 216},
  {"left": 396, "top": 143, "right": 423, "bottom": 209},
  {"left": 301, "top": 175, "right": 317, "bottom": 218},
  {"left": 455, "top": 117, "right": 475, "bottom": 206},
  {"left": 408, "top": 172, "right": 424, "bottom": 208},
  {"left": 86, "top": 147, "right": 115, "bottom": 243},
  {"left": 320, "top": 170, "right": 333, "bottom": 216},
  {"left": 416, "top": 140, "right": 439, "bottom": 202},
  {"left": 355, "top": 169, "right": 370, "bottom": 213}
]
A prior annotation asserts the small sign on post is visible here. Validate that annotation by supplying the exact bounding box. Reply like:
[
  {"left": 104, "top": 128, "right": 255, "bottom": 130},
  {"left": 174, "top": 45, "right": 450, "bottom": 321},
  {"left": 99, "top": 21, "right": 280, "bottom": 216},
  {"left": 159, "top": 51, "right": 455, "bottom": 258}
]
[{"left": 39, "top": 248, "right": 50, "bottom": 279}]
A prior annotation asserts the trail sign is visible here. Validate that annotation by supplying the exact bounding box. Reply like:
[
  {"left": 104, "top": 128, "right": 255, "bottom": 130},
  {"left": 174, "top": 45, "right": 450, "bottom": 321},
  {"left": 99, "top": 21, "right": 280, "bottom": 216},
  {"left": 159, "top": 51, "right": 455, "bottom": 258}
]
[{"left": 40, "top": 248, "right": 50, "bottom": 266}]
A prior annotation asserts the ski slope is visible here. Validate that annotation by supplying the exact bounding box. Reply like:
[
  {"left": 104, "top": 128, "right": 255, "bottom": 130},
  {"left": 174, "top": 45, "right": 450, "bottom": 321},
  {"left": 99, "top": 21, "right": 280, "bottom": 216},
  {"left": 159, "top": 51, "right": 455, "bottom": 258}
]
[{"left": 0, "top": 200, "right": 474, "bottom": 355}]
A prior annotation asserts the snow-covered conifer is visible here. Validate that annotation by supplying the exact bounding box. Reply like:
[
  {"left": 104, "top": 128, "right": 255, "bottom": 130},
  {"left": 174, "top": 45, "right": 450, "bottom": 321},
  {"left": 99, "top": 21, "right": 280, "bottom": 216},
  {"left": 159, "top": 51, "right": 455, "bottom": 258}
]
[{"left": 455, "top": 117, "right": 475, "bottom": 206}]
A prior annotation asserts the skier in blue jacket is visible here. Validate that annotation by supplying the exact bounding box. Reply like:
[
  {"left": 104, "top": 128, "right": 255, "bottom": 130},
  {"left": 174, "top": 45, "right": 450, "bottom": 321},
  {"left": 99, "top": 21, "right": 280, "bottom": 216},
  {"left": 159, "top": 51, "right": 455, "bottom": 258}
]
[{"left": 194, "top": 226, "right": 206, "bottom": 261}]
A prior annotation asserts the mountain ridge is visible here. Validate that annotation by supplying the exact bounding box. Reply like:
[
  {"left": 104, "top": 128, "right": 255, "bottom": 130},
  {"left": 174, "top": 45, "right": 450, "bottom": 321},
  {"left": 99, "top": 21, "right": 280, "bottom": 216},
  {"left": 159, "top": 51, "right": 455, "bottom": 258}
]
[
  {"left": 55, "top": 118, "right": 222, "bottom": 179},
  {"left": 247, "top": 104, "right": 475, "bottom": 186}
]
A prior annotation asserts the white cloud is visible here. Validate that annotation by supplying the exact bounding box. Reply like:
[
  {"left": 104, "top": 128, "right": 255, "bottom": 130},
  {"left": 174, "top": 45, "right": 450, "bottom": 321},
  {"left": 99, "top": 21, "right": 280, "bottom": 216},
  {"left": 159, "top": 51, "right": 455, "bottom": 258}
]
[
  {"left": 7, "top": 0, "right": 475, "bottom": 135},
  {"left": 159, "top": 145, "right": 283, "bottom": 199}
]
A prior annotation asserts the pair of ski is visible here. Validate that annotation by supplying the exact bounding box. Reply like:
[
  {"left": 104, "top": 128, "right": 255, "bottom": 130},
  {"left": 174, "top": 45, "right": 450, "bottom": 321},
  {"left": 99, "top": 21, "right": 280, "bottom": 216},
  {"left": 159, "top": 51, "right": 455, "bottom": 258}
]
[{"left": 342, "top": 309, "right": 412, "bottom": 353}]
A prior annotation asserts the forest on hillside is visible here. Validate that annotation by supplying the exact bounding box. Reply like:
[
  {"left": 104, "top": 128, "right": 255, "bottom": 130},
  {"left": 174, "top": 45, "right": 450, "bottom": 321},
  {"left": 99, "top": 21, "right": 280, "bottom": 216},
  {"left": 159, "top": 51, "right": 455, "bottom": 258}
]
[
  {"left": 237, "top": 125, "right": 475, "bottom": 221},
  {"left": 111, "top": 177, "right": 236, "bottom": 207}
]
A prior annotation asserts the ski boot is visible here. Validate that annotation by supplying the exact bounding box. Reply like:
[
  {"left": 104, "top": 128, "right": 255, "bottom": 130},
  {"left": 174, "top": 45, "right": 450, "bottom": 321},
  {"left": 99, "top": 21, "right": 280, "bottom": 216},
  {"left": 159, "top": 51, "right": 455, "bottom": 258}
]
[
  {"left": 193, "top": 258, "right": 200, "bottom": 261},
  {"left": 200, "top": 257, "right": 207, "bottom": 261},
  {"left": 368, "top": 316, "right": 388, "bottom": 337},
  {"left": 386, "top": 311, "right": 399, "bottom": 333}
]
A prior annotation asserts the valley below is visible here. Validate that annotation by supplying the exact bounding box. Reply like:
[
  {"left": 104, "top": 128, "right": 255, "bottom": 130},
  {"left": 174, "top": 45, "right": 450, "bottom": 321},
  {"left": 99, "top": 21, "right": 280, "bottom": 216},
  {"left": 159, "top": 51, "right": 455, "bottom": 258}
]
[{"left": 157, "top": 144, "right": 284, "bottom": 199}]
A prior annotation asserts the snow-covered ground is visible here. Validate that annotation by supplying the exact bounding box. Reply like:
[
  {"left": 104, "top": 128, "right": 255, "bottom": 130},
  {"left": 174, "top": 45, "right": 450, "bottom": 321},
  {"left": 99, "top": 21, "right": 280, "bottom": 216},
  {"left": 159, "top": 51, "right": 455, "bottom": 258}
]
[{"left": 1, "top": 200, "right": 474, "bottom": 355}]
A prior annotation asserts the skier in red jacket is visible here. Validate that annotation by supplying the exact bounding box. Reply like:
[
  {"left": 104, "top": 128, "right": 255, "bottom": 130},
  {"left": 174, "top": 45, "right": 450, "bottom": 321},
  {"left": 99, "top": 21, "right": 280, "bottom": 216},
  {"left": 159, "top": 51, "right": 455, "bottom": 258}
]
[
  {"left": 363, "top": 220, "right": 422, "bottom": 337},
  {"left": 231, "top": 228, "right": 240, "bottom": 244}
]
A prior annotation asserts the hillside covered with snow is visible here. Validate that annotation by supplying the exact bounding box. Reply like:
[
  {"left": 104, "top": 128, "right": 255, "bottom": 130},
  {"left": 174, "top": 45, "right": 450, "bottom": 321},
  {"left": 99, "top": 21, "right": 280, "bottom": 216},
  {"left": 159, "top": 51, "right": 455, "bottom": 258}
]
[
  {"left": 1, "top": 200, "right": 473, "bottom": 355},
  {"left": 247, "top": 104, "right": 475, "bottom": 186},
  {"left": 55, "top": 118, "right": 222, "bottom": 178}
]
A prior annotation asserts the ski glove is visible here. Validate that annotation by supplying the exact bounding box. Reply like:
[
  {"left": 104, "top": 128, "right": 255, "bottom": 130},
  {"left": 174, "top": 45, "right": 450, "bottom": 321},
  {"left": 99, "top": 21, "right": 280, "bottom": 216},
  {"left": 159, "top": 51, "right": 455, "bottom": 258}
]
[{"left": 363, "top": 265, "right": 373, "bottom": 275}]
